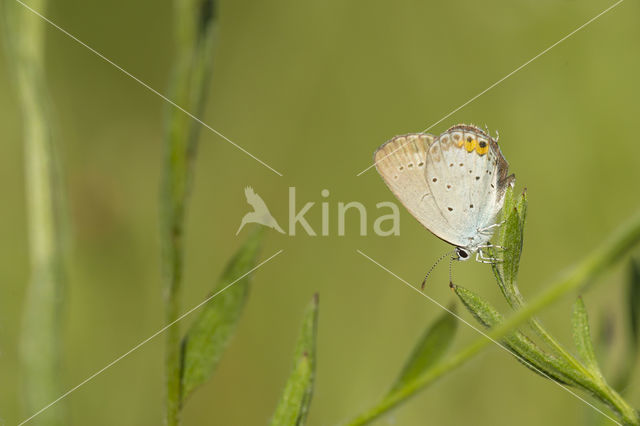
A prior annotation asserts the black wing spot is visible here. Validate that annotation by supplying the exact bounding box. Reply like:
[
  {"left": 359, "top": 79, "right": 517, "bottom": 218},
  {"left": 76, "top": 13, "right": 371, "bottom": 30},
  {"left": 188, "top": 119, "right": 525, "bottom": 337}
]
[
  {"left": 448, "top": 207, "right": 453, "bottom": 212},
  {"left": 432, "top": 177, "right": 437, "bottom": 182},
  {"left": 470, "top": 204, "right": 474, "bottom": 208},
  {"left": 475, "top": 176, "right": 480, "bottom": 180}
]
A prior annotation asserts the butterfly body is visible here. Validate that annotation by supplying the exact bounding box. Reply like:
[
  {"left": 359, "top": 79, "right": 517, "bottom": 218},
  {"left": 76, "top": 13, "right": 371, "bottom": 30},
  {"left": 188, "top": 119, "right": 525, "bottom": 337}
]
[{"left": 374, "top": 124, "right": 514, "bottom": 261}]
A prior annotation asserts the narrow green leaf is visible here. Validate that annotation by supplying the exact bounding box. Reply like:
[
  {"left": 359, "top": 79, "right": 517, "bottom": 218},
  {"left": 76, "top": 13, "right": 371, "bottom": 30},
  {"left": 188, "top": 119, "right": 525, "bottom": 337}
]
[
  {"left": 516, "top": 188, "right": 528, "bottom": 226},
  {"left": 270, "top": 294, "right": 319, "bottom": 426},
  {"left": 180, "top": 227, "right": 262, "bottom": 402},
  {"left": 162, "top": 2, "right": 219, "bottom": 423},
  {"left": 572, "top": 297, "right": 600, "bottom": 373},
  {"left": 454, "top": 284, "right": 579, "bottom": 386},
  {"left": 389, "top": 308, "right": 458, "bottom": 392},
  {"left": 492, "top": 188, "right": 528, "bottom": 309},
  {"left": 6, "top": 2, "right": 69, "bottom": 423}
]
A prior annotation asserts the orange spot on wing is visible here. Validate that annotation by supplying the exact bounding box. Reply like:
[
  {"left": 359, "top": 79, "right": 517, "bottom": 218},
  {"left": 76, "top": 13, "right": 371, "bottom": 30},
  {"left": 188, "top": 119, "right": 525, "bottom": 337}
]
[
  {"left": 465, "top": 138, "right": 476, "bottom": 152},
  {"left": 476, "top": 140, "right": 489, "bottom": 155}
]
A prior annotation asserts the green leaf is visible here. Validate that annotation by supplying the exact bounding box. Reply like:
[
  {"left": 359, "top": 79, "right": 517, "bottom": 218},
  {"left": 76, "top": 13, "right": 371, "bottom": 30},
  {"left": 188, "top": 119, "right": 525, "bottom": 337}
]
[
  {"left": 180, "top": 227, "right": 263, "bottom": 402},
  {"left": 389, "top": 308, "right": 458, "bottom": 393},
  {"left": 572, "top": 297, "right": 600, "bottom": 374},
  {"left": 492, "top": 188, "right": 528, "bottom": 309},
  {"left": 270, "top": 294, "right": 319, "bottom": 426},
  {"left": 453, "top": 284, "right": 579, "bottom": 386}
]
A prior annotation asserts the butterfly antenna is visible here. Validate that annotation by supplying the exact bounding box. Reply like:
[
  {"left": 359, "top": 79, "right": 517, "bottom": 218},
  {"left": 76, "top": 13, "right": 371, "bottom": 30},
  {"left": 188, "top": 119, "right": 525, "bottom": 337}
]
[
  {"left": 449, "top": 254, "right": 454, "bottom": 286},
  {"left": 421, "top": 250, "right": 456, "bottom": 290}
]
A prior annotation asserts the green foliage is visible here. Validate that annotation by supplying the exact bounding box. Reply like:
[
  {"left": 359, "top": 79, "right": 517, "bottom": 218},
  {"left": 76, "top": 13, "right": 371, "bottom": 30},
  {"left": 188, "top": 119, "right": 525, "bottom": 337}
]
[
  {"left": 161, "top": 1, "right": 219, "bottom": 425},
  {"left": 453, "top": 284, "right": 573, "bottom": 385},
  {"left": 390, "top": 308, "right": 457, "bottom": 393},
  {"left": 455, "top": 189, "right": 639, "bottom": 425},
  {"left": 270, "top": 295, "right": 319, "bottom": 426},
  {"left": 348, "top": 188, "right": 640, "bottom": 426},
  {"left": 492, "top": 187, "right": 527, "bottom": 306},
  {"left": 180, "top": 228, "right": 262, "bottom": 403}
]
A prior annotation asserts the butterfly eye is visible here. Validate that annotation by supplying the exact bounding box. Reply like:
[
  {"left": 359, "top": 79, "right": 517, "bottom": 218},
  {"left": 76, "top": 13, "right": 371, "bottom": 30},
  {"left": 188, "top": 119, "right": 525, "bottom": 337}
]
[{"left": 455, "top": 247, "right": 471, "bottom": 261}]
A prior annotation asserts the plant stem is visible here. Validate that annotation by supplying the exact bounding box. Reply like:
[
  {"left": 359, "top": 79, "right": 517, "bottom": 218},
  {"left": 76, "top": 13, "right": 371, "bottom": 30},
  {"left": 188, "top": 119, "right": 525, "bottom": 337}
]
[
  {"left": 526, "top": 316, "right": 638, "bottom": 423},
  {"left": 5, "top": 0, "right": 68, "bottom": 424},
  {"left": 348, "top": 211, "right": 640, "bottom": 426},
  {"left": 161, "top": 1, "right": 217, "bottom": 425}
]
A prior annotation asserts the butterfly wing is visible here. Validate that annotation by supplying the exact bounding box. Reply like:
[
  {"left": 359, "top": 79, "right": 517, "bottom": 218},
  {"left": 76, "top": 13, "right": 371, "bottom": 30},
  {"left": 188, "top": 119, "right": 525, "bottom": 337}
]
[
  {"left": 424, "top": 125, "right": 514, "bottom": 249},
  {"left": 374, "top": 133, "right": 462, "bottom": 245}
]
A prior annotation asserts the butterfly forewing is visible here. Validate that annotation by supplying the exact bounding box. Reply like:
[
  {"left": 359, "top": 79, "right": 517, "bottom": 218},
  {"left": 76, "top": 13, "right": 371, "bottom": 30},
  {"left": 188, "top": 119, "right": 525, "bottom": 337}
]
[{"left": 374, "top": 133, "right": 463, "bottom": 245}]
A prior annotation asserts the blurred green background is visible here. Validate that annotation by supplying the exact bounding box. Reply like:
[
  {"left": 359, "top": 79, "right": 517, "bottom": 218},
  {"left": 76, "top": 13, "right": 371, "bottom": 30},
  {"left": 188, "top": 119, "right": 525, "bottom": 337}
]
[{"left": 2, "top": 0, "right": 640, "bottom": 424}]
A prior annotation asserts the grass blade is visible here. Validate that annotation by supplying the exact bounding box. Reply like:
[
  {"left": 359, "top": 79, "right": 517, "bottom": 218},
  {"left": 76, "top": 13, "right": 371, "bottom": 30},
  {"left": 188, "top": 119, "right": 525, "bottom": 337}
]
[
  {"left": 5, "top": 0, "right": 68, "bottom": 423},
  {"left": 270, "top": 294, "right": 319, "bottom": 426},
  {"left": 389, "top": 308, "right": 457, "bottom": 393},
  {"left": 180, "top": 228, "right": 262, "bottom": 402}
]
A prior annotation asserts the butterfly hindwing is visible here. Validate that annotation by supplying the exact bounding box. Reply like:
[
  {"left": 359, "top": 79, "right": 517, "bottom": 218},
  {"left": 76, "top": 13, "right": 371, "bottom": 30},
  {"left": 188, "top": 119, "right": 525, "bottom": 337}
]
[{"left": 425, "top": 125, "right": 514, "bottom": 248}]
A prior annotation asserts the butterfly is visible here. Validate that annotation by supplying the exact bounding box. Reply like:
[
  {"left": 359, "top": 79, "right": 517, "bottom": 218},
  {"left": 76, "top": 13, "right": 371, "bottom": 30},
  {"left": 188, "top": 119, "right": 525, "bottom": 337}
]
[{"left": 374, "top": 124, "right": 514, "bottom": 272}]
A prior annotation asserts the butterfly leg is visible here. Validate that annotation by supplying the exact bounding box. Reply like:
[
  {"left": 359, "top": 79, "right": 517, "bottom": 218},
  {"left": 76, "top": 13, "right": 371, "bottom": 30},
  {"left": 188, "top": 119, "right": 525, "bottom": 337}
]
[
  {"left": 477, "top": 244, "right": 507, "bottom": 250},
  {"left": 475, "top": 245, "right": 505, "bottom": 264},
  {"left": 475, "top": 251, "right": 496, "bottom": 264},
  {"left": 477, "top": 221, "right": 505, "bottom": 234}
]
